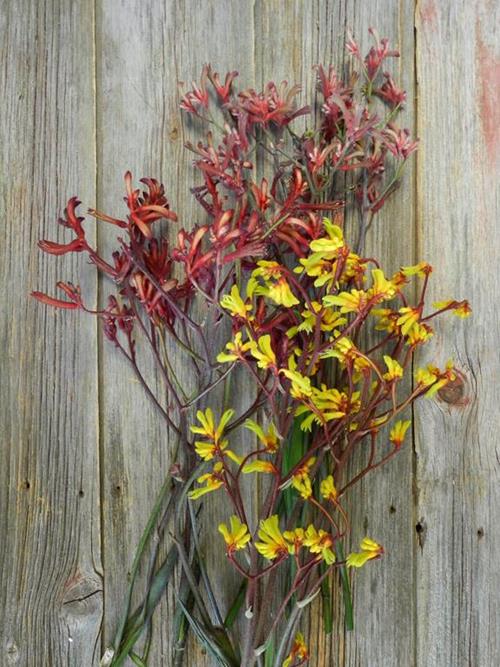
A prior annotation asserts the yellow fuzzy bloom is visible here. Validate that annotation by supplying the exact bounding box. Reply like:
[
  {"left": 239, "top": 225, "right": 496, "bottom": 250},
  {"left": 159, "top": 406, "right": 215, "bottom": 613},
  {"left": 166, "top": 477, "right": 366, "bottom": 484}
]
[
  {"left": 406, "top": 322, "right": 433, "bottom": 346},
  {"left": 346, "top": 537, "right": 383, "bottom": 568},
  {"left": 296, "top": 385, "right": 361, "bottom": 431},
  {"left": 292, "top": 475, "right": 313, "bottom": 500},
  {"left": 372, "top": 307, "right": 401, "bottom": 335},
  {"left": 295, "top": 253, "right": 332, "bottom": 284},
  {"left": 244, "top": 419, "right": 279, "bottom": 452},
  {"left": 397, "top": 306, "right": 421, "bottom": 336},
  {"left": 217, "top": 331, "right": 252, "bottom": 363},
  {"left": 188, "top": 462, "right": 224, "bottom": 500},
  {"left": 400, "top": 262, "right": 432, "bottom": 278},
  {"left": 255, "top": 515, "right": 289, "bottom": 560},
  {"left": 383, "top": 355, "right": 403, "bottom": 381},
  {"left": 194, "top": 438, "right": 241, "bottom": 464},
  {"left": 190, "top": 407, "right": 234, "bottom": 442},
  {"left": 267, "top": 277, "right": 300, "bottom": 307},
  {"left": 193, "top": 439, "right": 219, "bottom": 460},
  {"left": 191, "top": 408, "right": 241, "bottom": 463},
  {"left": 218, "top": 515, "right": 251, "bottom": 554},
  {"left": 415, "top": 361, "right": 455, "bottom": 398},
  {"left": 433, "top": 299, "right": 472, "bottom": 318},
  {"left": 249, "top": 334, "right": 276, "bottom": 369},
  {"left": 242, "top": 460, "right": 277, "bottom": 474},
  {"left": 414, "top": 366, "right": 436, "bottom": 388},
  {"left": 252, "top": 260, "right": 299, "bottom": 307},
  {"left": 390, "top": 420, "right": 411, "bottom": 448},
  {"left": 453, "top": 300, "right": 472, "bottom": 317},
  {"left": 323, "top": 288, "right": 368, "bottom": 314},
  {"left": 287, "top": 301, "right": 346, "bottom": 337},
  {"left": 252, "top": 260, "right": 282, "bottom": 281},
  {"left": 303, "top": 525, "right": 336, "bottom": 565},
  {"left": 281, "top": 368, "right": 313, "bottom": 400},
  {"left": 291, "top": 457, "right": 316, "bottom": 499},
  {"left": 309, "top": 221, "right": 345, "bottom": 254},
  {"left": 320, "top": 475, "right": 338, "bottom": 502},
  {"left": 321, "top": 336, "right": 373, "bottom": 379},
  {"left": 283, "top": 527, "right": 305, "bottom": 553},
  {"left": 283, "top": 632, "right": 309, "bottom": 667},
  {"left": 220, "top": 284, "right": 252, "bottom": 319},
  {"left": 368, "top": 269, "right": 397, "bottom": 302}
]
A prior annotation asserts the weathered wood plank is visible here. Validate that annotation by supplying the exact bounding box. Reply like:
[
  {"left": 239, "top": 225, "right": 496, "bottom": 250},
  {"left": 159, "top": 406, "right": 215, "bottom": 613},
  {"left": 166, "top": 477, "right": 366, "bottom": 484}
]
[
  {"left": 4, "top": 1, "right": 495, "bottom": 665},
  {"left": 255, "top": 2, "right": 417, "bottom": 665},
  {"left": 96, "top": 2, "right": 180, "bottom": 663},
  {"left": 415, "top": 1, "right": 500, "bottom": 665},
  {"left": 96, "top": 1, "right": 256, "bottom": 664},
  {"left": 340, "top": 6, "right": 417, "bottom": 667},
  {"left": 0, "top": 1, "right": 101, "bottom": 665}
]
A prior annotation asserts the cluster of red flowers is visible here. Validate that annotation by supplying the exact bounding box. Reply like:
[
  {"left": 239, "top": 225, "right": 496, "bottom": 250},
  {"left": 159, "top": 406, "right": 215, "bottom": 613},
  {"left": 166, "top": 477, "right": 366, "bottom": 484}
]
[{"left": 34, "top": 30, "right": 416, "bottom": 344}]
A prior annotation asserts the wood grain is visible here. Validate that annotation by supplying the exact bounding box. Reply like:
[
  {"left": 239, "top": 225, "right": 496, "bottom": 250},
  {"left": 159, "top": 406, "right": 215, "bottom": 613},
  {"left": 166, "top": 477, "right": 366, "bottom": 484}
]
[
  {"left": 0, "top": 1, "right": 102, "bottom": 666},
  {"left": 3, "top": 1, "right": 498, "bottom": 665},
  {"left": 415, "top": 1, "right": 500, "bottom": 665},
  {"left": 96, "top": 1, "right": 256, "bottom": 664}
]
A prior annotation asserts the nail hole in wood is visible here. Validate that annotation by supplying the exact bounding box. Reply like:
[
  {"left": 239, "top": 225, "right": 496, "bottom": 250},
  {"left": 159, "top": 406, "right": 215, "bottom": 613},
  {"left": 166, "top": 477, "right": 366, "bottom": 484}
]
[
  {"left": 477, "top": 527, "right": 484, "bottom": 538},
  {"left": 389, "top": 505, "right": 396, "bottom": 514}
]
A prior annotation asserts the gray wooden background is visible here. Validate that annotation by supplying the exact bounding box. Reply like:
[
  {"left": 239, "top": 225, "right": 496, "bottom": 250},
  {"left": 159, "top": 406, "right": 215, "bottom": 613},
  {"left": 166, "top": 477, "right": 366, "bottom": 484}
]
[{"left": 2, "top": 1, "right": 499, "bottom": 665}]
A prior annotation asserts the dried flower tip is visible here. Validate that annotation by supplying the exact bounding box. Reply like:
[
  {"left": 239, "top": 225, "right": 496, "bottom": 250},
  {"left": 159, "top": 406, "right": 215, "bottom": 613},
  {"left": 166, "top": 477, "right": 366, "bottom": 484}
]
[{"left": 283, "top": 632, "right": 309, "bottom": 667}]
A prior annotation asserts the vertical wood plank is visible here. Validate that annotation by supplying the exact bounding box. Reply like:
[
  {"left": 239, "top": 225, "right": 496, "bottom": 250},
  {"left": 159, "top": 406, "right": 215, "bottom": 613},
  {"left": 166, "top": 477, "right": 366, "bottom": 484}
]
[
  {"left": 96, "top": 2, "right": 179, "bottom": 662},
  {"left": 96, "top": 1, "right": 256, "bottom": 664},
  {"left": 0, "top": 1, "right": 101, "bottom": 665},
  {"left": 254, "top": 2, "right": 417, "bottom": 665},
  {"left": 340, "top": 6, "right": 417, "bottom": 667},
  {"left": 415, "top": 1, "right": 500, "bottom": 665}
]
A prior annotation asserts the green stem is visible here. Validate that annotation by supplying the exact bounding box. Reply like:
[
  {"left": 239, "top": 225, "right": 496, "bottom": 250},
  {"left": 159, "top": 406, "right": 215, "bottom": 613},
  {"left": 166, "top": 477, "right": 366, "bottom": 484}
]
[{"left": 336, "top": 542, "right": 354, "bottom": 631}]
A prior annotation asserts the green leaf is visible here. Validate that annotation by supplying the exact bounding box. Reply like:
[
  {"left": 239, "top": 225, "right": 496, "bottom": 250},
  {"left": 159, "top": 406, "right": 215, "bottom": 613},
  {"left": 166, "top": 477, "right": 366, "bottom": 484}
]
[
  {"left": 336, "top": 542, "right": 354, "bottom": 631},
  {"left": 173, "top": 574, "right": 195, "bottom": 666},
  {"left": 282, "top": 415, "right": 305, "bottom": 516},
  {"left": 111, "top": 546, "right": 178, "bottom": 666},
  {"left": 177, "top": 599, "right": 239, "bottom": 667},
  {"left": 264, "top": 636, "right": 275, "bottom": 667},
  {"left": 188, "top": 500, "right": 224, "bottom": 626},
  {"left": 224, "top": 579, "right": 247, "bottom": 629},
  {"left": 320, "top": 567, "right": 333, "bottom": 634},
  {"left": 129, "top": 652, "right": 147, "bottom": 667}
]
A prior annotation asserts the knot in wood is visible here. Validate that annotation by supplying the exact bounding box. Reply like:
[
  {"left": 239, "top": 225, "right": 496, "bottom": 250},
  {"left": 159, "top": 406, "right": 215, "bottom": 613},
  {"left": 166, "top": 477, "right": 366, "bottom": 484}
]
[{"left": 438, "top": 369, "right": 468, "bottom": 405}]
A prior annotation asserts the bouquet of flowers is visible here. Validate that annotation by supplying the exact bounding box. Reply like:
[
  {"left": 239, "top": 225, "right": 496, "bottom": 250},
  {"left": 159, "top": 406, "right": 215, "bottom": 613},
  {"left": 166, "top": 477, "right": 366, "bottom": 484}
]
[{"left": 34, "top": 29, "right": 470, "bottom": 667}]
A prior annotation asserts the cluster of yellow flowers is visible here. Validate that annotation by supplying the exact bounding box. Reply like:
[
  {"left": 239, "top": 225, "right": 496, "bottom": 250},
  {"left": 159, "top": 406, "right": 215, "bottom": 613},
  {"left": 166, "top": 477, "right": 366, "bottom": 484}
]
[
  {"left": 218, "top": 513, "right": 383, "bottom": 570},
  {"left": 186, "top": 215, "right": 470, "bottom": 659},
  {"left": 216, "top": 223, "right": 469, "bottom": 403},
  {"left": 188, "top": 410, "right": 281, "bottom": 499}
]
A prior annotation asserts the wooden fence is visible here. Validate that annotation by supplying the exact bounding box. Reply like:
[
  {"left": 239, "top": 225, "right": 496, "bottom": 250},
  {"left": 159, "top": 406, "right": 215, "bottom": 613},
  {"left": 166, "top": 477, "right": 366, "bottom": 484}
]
[{"left": 1, "top": 1, "right": 499, "bottom": 665}]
